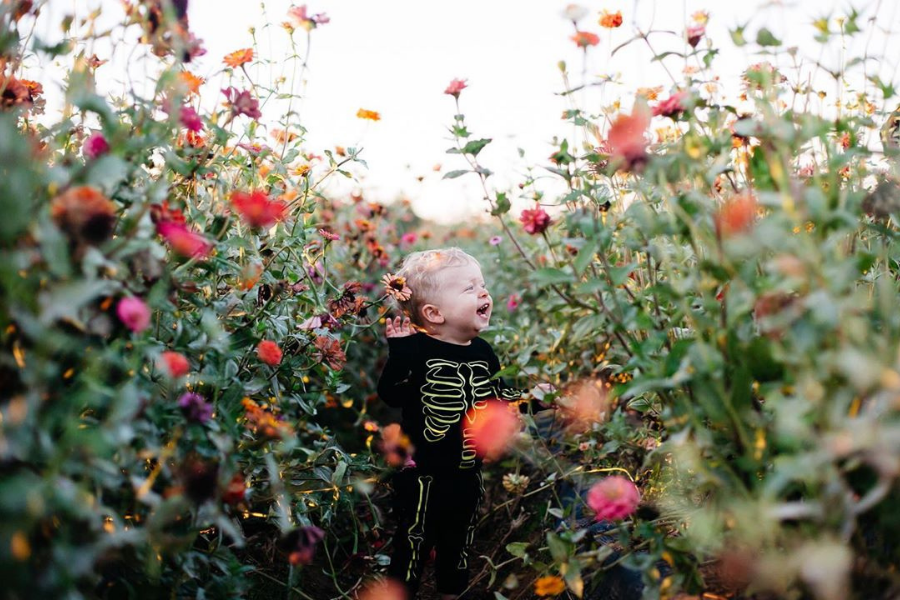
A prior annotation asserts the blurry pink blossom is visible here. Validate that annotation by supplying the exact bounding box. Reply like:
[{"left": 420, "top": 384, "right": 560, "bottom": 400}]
[
  {"left": 83, "top": 132, "right": 110, "bottom": 160},
  {"left": 157, "top": 221, "right": 213, "bottom": 258},
  {"left": 520, "top": 206, "right": 551, "bottom": 234},
  {"left": 586, "top": 475, "right": 640, "bottom": 521},
  {"left": 466, "top": 400, "right": 520, "bottom": 462},
  {"left": 222, "top": 87, "right": 261, "bottom": 120},
  {"left": 117, "top": 297, "right": 151, "bottom": 333},
  {"left": 686, "top": 24, "right": 705, "bottom": 47},
  {"left": 444, "top": 78, "right": 468, "bottom": 98},
  {"left": 652, "top": 91, "right": 689, "bottom": 118},
  {"left": 608, "top": 104, "right": 651, "bottom": 171},
  {"left": 400, "top": 232, "right": 417, "bottom": 246},
  {"left": 506, "top": 294, "right": 520, "bottom": 312},
  {"left": 180, "top": 106, "right": 203, "bottom": 132},
  {"left": 489, "top": 235, "right": 502, "bottom": 246}
]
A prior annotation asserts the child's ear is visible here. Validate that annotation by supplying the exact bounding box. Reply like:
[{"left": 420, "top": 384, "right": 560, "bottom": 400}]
[{"left": 421, "top": 304, "right": 444, "bottom": 325}]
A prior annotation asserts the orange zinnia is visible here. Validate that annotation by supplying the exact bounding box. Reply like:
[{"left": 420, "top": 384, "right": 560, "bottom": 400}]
[
  {"left": 223, "top": 48, "right": 253, "bottom": 68},
  {"left": 599, "top": 10, "right": 623, "bottom": 28},
  {"left": 534, "top": 575, "right": 567, "bottom": 596},
  {"left": 356, "top": 108, "right": 381, "bottom": 121},
  {"left": 571, "top": 31, "right": 600, "bottom": 48},
  {"left": 179, "top": 71, "right": 204, "bottom": 95}
]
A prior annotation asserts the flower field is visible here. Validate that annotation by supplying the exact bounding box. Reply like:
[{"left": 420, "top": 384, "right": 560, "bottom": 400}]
[{"left": 1, "top": 1, "right": 900, "bottom": 599}]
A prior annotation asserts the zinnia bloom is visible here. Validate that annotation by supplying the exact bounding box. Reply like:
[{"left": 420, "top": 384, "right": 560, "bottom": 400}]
[
  {"left": 686, "top": 24, "right": 705, "bottom": 47},
  {"left": 444, "top": 78, "right": 468, "bottom": 97},
  {"left": 314, "top": 335, "right": 346, "bottom": 371},
  {"left": 382, "top": 273, "right": 412, "bottom": 302},
  {"left": 83, "top": 131, "right": 110, "bottom": 159},
  {"left": 159, "top": 351, "right": 190, "bottom": 378},
  {"left": 319, "top": 228, "right": 340, "bottom": 241},
  {"left": 257, "top": 340, "right": 283, "bottom": 366},
  {"left": 222, "top": 87, "right": 262, "bottom": 120},
  {"left": 520, "top": 206, "right": 552, "bottom": 235},
  {"left": 586, "top": 475, "right": 640, "bottom": 521},
  {"left": 652, "top": 91, "right": 689, "bottom": 118},
  {"left": 282, "top": 525, "right": 326, "bottom": 566},
  {"left": 356, "top": 108, "right": 381, "bottom": 121},
  {"left": 180, "top": 105, "right": 203, "bottom": 132},
  {"left": 399, "top": 232, "right": 417, "bottom": 246},
  {"left": 599, "top": 9, "right": 623, "bottom": 28},
  {"left": 231, "top": 190, "right": 288, "bottom": 229},
  {"left": 534, "top": 575, "right": 567, "bottom": 596},
  {"left": 178, "top": 392, "right": 213, "bottom": 423},
  {"left": 179, "top": 71, "right": 204, "bottom": 95},
  {"left": 571, "top": 31, "right": 600, "bottom": 48},
  {"left": 489, "top": 235, "right": 503, "bottom": 246},
  {"left": 608, "top": 104, "right": 651, "bottom": 171},
  {"left": 117, "top": 297, "right": 151, "bottom": 333},
  {"left": 157, "top": 221, "right": 213, "bottom": 258},
  {"left": 714, "top": 193, "right": 758, "bottom": 238},
  {"left": 50, "top": 185, "right": 117, "bottom": 244},
  {"left": 223, "top": 47, "right": 253, "bottom": 68}
]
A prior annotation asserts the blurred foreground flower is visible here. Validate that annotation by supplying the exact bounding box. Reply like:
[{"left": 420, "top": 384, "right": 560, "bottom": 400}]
[
  {"left": 179, "top": 455, "right": 219, "bottom": 504},
  {"left": 242, "top": 398, "right": 291, "bottom": 439},
  {"left": 466, "top": 400, "right": 520, "bottom": 461},
  {"left": 50, "top": 185, "right": 117, "bottom": 245},
  {"left": 281, "top": 525, "right": 325, "bottom": 566},
  {"left": 357, "top": 578, "right": 408, "bottom": 600},
  {"left": 587, "top": 475, "right": 640, "bottom": 521},
  {"left": 157, "top": 221, "right": 213, "bottom": 258},
  {"left": 444, "top": 78, "right": 468, "bottom": 98},
  {"left": 159, "top": 351, "right": 190, "bottom": 378},
  {"left": 715, "top": 192, "right": 758, "bottom": 238},
  {"left": 382, "top": 273, "right": 412, "bottom": 301},
  {"left": 117, "top": 297, "right": 151, "bottom": 333},
  {"left": 82, "top": 131, "right": 110, "bottom": 159},
  {"left": 558, "top": 378, "right": 610, "bottom": 432},
  {"left": 222, "top": 473, "right": 246, "bottom": 506},
  {"left": 287, "top": 5, "right": 329, "bottom": 31},
  {"left": 571, "top": 31, "right": 600, "bottom": 48},
  {"left": 257, "top": 340, "right": 283, "bottom": 366},
  {"left": 231, "top": 190, "right": 288, "bottom": 229},
  {"left": 178, "top": 392, "right": 213, "bottom": 423},
  {"left": 534, "top": 575, "right": 567, "bottom": 596},
  {"left": 608, "top": 103, "right": 650, "bottom": 171},
  {"left": 652, "top": 91, "right": 689, "bottom": 118},
  {"left": 562, "top": 4, "right": 588, "bottom": 23},
  {"left": 379, "top": 423, "right": 414, "bottom": 467},
  {"left": 520, "top": 205, "right": 551, "bottom": 234}
]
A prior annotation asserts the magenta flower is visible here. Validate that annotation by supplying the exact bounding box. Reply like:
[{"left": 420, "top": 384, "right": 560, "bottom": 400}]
[
  {"left": 178, "top": 392, "right": 213, "bottom": 423},
  {"left": 116, "top": 297, "right": 151, "bottom": 333},
  {"left": 400, "top": 231, "right": 418, "bottom": 246},
  {"left": 652, "top": 91, "right": 689, "bottom": 118},
  {"left": 520, "top": 206, "right": 552, "bottom": 235},
  {"left": 180, "top": 106, "right": 203, "bottom": 132},
  {"left": 489, "top": 235, "right": 502, "bottom": 246},
  {"left": 83, "top": 132, "right": 110, "bottom": 160},
  {"left": 506, "top": 294, "right": 520, "bottom": 312},
  {"left": 157, "top": 221, "right": 213, "bottom": 259},
  {"left": 444, "top": 78, "right": 468, "bottom": 98},
  {"left": 586, "top": 476, "right": 640, "bottom": 521},
  {"left": 222, "top": 87, "right": 261, "bottom": 120},
  {"left": 686, "top": 24, "right": 705, "bottom": 47}
]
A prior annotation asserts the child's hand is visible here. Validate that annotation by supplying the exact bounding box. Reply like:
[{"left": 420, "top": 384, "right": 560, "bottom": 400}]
[
  {"left": 530, "top": 382, "right": 558, "bottom": 407},
  {"left": 385, "top": 316, "right": 415, "bottom": 338}
]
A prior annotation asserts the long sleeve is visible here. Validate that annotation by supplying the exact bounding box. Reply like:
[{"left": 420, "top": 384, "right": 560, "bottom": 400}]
[
  {"left": 377, "top": 335, "right": 420, "bottom": 408},
  {"left": 485, "top": 346, "right": 524, "bottom": 402}
]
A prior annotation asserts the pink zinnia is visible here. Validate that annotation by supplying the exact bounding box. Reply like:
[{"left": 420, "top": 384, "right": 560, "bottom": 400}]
[
  {"left": 444, "top": 78, "right": 468, "bottom": 97},
  {"left": 586, "top": 475, "right": 640, "bottom": 521},
  {"left": 117, "top": 297, "right": 151, "bottom": 333},
  {"left": 608, "top": 104, "right": 651, "bottom": 171},
  {"left": 222, "top": 87, "right": 262, "bottom": 120},
  {"left": 83, "top": 132, "right": 110, "bottom": 160},
  {"left": 653, "top": 91, "right": 689, "bottom": 118},
  {"left": 520, "top": 206, "right": 552, "bottom": 235},
  {"left": 400, "top": 231, "right": 418, "bottom": 246},
  {"left": 157, "top": 221, "right": 213, "bottom": 259},
  {"left": 180, "top": 106, "right": 203, "bottom": 132}
]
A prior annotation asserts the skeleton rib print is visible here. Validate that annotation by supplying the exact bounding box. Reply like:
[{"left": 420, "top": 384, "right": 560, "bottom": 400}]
[{"left": 419, "top": 359, "right": 495, "bottom": 443}]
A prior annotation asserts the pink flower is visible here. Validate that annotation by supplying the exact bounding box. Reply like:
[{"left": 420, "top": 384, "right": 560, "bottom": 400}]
[
  {"left": 117, "top": 297, "right": 151, "bottom": 333},
  {"left": 318, "top": 228, "right": 340, "bottom": 241},
  {"left": 586, "top": 475, "right": 640, "bottom": 521},
  {"left": 653, "top": 91, "right": 689, "bottom": 118},
  {"left": 157, "top": 221, "right": 213, "bottom": 258},
  {"left": 444, "top": 78, "right": 468, "bottom": 98},
  {"left": 489, "top": 235, "right": 502, "bottom": 246},
  {"left": 180, "top": 106, "right": 203, "bottom": 132},
  {"left": 609, "top": 104, "right": 651, "bottom": 171},
  {"left": 83, "top": 132, "right": 110, "bottom": 160},
  {"left": 222, "top": 87, "right": 261, "bottom": 120},
  {"left": 520, "top": 206, "right": 552, "bottom": 235},
  {"left": 399, "top": 231, "right": 417, "bottom": 246},
  {"left": 159, "top": 351, "right": 190, "bottom": 378},
  {"left": 686, "top": 24, "right": 705, "bottom": 47},
  {"left": 506, "top": 294, "right": 520, "bottom": 312}
]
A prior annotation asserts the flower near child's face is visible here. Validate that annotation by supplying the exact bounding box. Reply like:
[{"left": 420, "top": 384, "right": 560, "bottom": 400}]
[
  {"left": 608, "top": 103, "right": 651, "bottom": 172},
  {"left": 159, "top": 351, "right": 190, "bottom": 378},
  {"left": 117, "top": 297, "right": 151, "bottom": 333},
  {"left": 83, "top": 131, "right": 109, "bottom": 159},
  {"left": 222, "top": 87, "right": 261, "bottom": 120},
  {"left": 506, "top": 294, "right": 521, "bottom": 312},
  {"left": 382, "top": 273, "right": 412, "bottom": 302},
  {"left": 599, "top": 9, "right": 623, "bottom": 28},
  {"left": 231, "top": 190, "right": 288, "bottom": 229},
  {"left": 444, "top": 78, "right": 468, "bottom": 98},
  {"left": 571, "top": 31, "right": 600, "bottom": 48},
  {"left": 586, "top": 475, "right": 640, "bottom": 521},
  {"left": 223, "top": 47, "right": 253, "bottom": 68},
  {"left": 157, "top": 221, "right": 213, "bottom": 259},
  {"left": 520, "top": 205, "right": 552, "bottom": 234},
  {"left": 356, "top": 108, "right": 381, "bottom": 121},
  {"left": 257, "top": 340, "right": 283, "bottom": 366}
]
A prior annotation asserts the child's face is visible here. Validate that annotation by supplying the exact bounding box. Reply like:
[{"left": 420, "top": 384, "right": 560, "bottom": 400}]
[{"left": 427, "top": 262, "right": 492, "bottom": 340}]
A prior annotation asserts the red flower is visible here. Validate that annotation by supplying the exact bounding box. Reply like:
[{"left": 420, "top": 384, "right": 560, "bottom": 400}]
[
  {"left": 222, "top": 87, "right": 261, "bottom": 120},
  {"left": 159, "top": 351, "right": 190, "bottom": 377},
  {"left": 715, "top": 193, "right": 758, "bottom": 238},
  {"left": 231, "top": 190, "right": 288, "bottom": 229},
  {"left": 180, "top": 105, "right": 202, "bottom": 132},
  {"left": 599, "top": 10, "right": 623, "bottom": 28},
  {"left": 257, "top": 340, "right": 283, "bottom": 366},
  {"left": 608, "top": 104, "right": 651, "bottom": 171},
  {"left": 444, "top": 78, "right": 468, "bottom": 97},
  {"left": 652, "top": 91, "right": 689, "bottom": 118},
  {"left": 117, "top": 297, "right": 151, "bottom": 333},
  {"left": 586, "top": 475, "right": 640, "bottom": 521},
  {"left": 157, "top": 221, "right": 213, "bottom": 258},
  {"left": 83, "top": 132, "right": 110, "bottom": 159},
  {"left": 571, "top": 31, "right": 600, "bottom": 48},
  {"left": 519, "top": 205, "right": 552, "bottom": 235}
]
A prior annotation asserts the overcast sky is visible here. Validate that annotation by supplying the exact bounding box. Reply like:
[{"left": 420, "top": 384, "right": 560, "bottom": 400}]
[{"left": 35, "top": 0, "right": 900, "bottom": 222}]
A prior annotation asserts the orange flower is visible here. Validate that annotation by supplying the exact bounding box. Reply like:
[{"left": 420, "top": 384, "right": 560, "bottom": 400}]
[
  {"left": 159, "top": 351, "right": 190, "bottom": 378},
  {"left": 534, "top": 575, "right": 567, "bottom": 596},
  {"left": 466, "top": 400, "right": 520, "bottom": 462},
  {"left": 50, "top": 185, "right": 117, "bottom": 244},
  {"left": 715, "top": 193, "right": 758, "bottom": 238},
  {"left": 636, "top": 86, "right": 663, "bottom": 101},
  {"left": 238, "top": 262, "right": 263, "bottom": 291},
  {"left": 223, "top": 48, "right": 254, "bottom": 68},
  {"left": 599, "top": 10, "right": 623, "bottom": 28},
  {"left": 357, "top": 578, "right": 408, "bottom": 600},
  {"left": 241, "top": 397, "right": 291, "bottom": 439},
  {"left": 356, "top": 108, "right": 381, "bottom": 121},
  {"left": 571, "top": 31, "right": 600, "bottom": 48},
  {"left": 257, "top": 340, "right": 283, "bottom": 366},
  {"left": 179, "top": 71, "right": 204, "bottom": 95}
]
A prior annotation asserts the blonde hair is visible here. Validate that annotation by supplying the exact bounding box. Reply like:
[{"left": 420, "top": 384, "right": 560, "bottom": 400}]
[{"left": 395, "top": 247, "right": 480, "bottom": 326}]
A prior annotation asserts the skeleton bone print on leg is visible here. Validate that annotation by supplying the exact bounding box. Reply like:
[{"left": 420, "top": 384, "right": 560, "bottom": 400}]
[{"left": 420, "top": 359, "right": 496, "bottom": 468}]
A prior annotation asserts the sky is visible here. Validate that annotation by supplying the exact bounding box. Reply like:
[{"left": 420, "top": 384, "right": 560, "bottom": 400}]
[{"left": 32, "top": 0, "right": 900, "bottom": 223}]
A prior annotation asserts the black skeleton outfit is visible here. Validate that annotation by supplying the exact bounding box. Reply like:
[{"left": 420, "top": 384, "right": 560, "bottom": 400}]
[{"left": 377, "top": 333, "right": 523, "bottom": 597}]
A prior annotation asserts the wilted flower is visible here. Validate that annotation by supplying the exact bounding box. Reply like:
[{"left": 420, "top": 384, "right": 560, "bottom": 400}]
[
  {"left": 223, "top": 47, "right": 253, "bottom": 68},
  {"left": 599, "top": 9, "right": 623, "bottom": 28},
  {"left": 520, "top": 205, "right": 552, "bottom": 234},
  {"left": 328, "top": 281, "right": 365, "bottom": 319},
  {"left": 314, "top": 335, "right": 346, "bottom": 371},
  {"left": 356, "top": 108, "right": 381, "bottom": 121},
  {"left": 117, "top": 297, "right": 151, "bottom": 333},
  {"left": 159, "top": 351, "right": 190, "bottom": 378},
  {"left": 489, "top": 235, "right": 502, "bottom": 246},
  {"left": 571, "top": 31, "right": 600, "bottom": 48},
  {"left": 231, "top": 190, "right": 288, "bottom": 229},
  {"left": 379, "top": 423, "right": 414, "bottom": 467},
  {"left": 652, "top": 91, "right": 689, "bottom": 118},
  {"left": 382, "top": 273, "right": 412, "bottom": 302},
  {"left": 179, "top": 105, "right": 202, "bottom": 132},
  {"left": 281, "top": 525, "right": 326, "bottom": 566},
  {"left": 502, "top": 473, "right": 530, "bottom": 494},
  {"left": 50, "top": 185, "right": 117, "bottom": 244},
  {"left": 222, "top": 87, "right": 261, "bottom": 120},
  {"left": 466, "top": 400, "right": 520, "bottom": 462},
  {"left": 608, "top": 103, "right": 651, "bottom": 171},
  {"left": 257, "top": 340, "right": 283, "bottom": 366},
  {"left": 157, "top": 221, "right": 213, "bottom": 258},
  {"left": 714, "top": 193, "right": 758, "bottom": 238},
  {"left": 444, "top": 78, "right": 468, "bottom": 97},
  {"left": 534, "top": 575, "right": 567, "bottom": 596},
  {"left": 83, "top": 132, "right": 110, "bottom": 159},
  {"left": 178, "top": 392, "right": 213, "bottom": 423},
  {"left": 586, "top": 475, "right": 640, "bottom": 521},
  {"left": 686, "top": 24, "right": 705, "bottom": 47}
]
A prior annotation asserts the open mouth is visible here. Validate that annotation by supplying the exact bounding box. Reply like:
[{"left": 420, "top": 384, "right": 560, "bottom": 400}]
[{"left": 477, "top": 303, "right": 491, "bottom": 317}]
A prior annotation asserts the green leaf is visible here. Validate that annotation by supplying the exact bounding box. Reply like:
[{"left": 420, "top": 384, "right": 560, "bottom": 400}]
[
  {"left": 461, "top": 138, "right": 492, "bottom": 156},
  {"left": 730, "top": 25, "right": 747, "bottom": 47},
  {"left": 756, "top": 28, "right": 782, "bottom": 47},
  {"left": 529, "top": 268, "right": 575, "bottom": 287},
  {"left": 442, "top": 170, "right": 470, "bottom": 179},
  {"left": 506, "top": 542, "right": 529, "bottom": 558},
  {"left": 491, "top": 192, "right": 511, "bottom": 216},
  {"left": 546, "top": 532, "right": 571, "bottom": 562}
]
